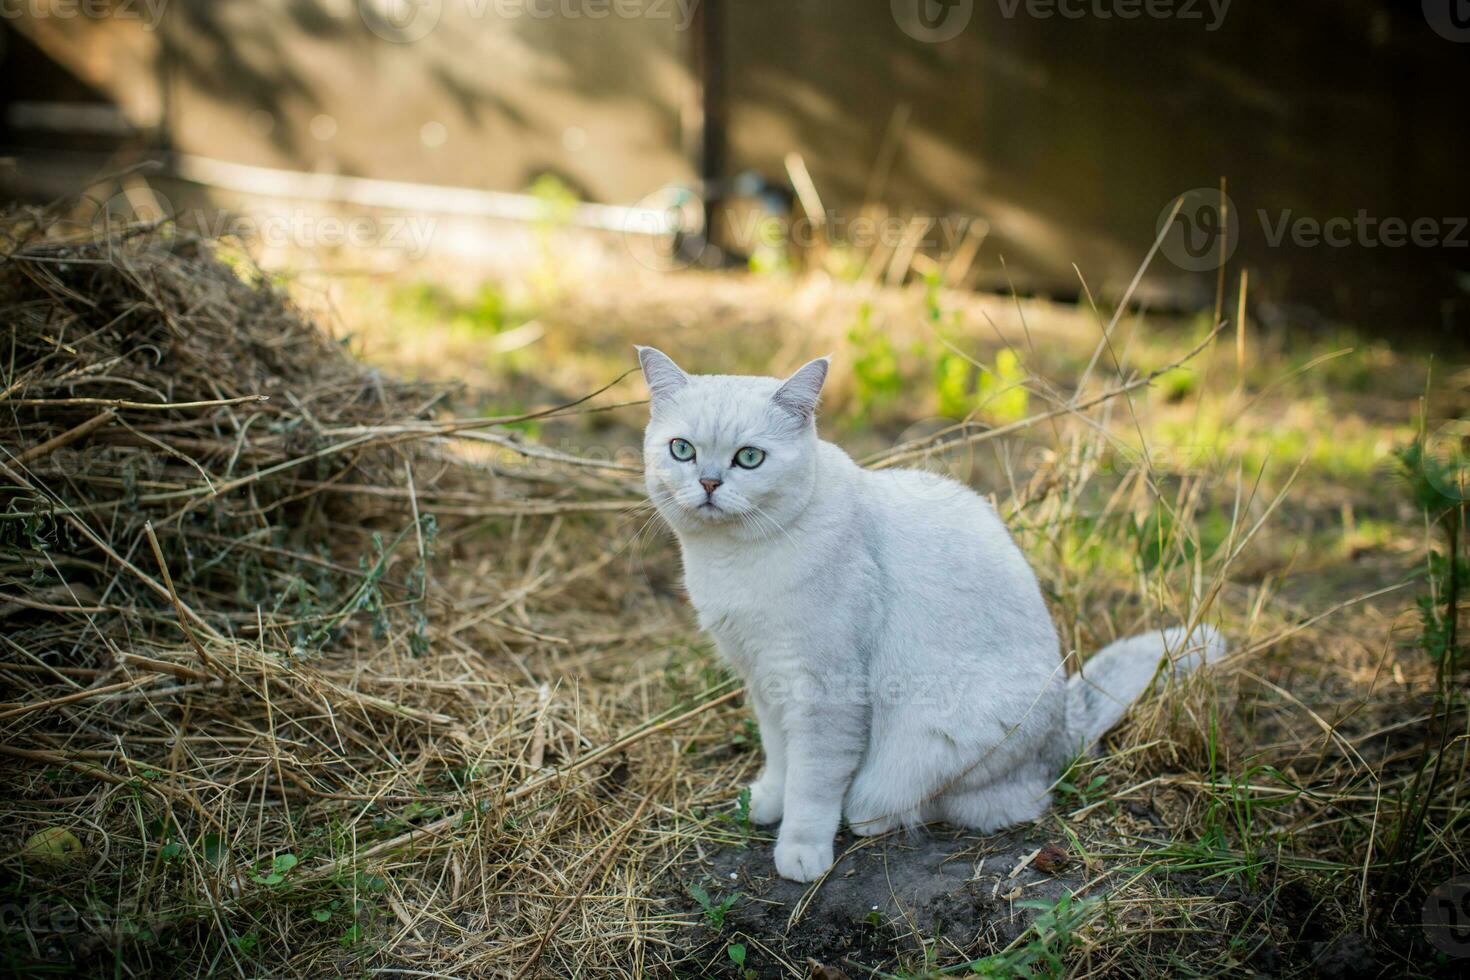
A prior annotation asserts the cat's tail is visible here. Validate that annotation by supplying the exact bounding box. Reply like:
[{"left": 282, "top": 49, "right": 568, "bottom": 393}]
[{"left": 1064, "top": 624, "right": 1226, "bottom": 752}]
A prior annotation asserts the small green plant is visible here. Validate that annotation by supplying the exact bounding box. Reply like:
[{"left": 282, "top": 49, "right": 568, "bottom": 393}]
[
  {"left": 747, "top": 212, "right": 792, "bottom": 277},
  {"left": 726, "top": 941, "right": 755, "bottom": 977},
  {"left": 250, "top": 853, "right": 298, "bottom": 887},
  {"left": 896, "top": 939, "right": 941, "bottom": 978},
  {"left": 1195, "top": 757, "right": 1304, "bottom": 889},
  {"left": 530, "top": 173, "right": 578, "bottom": 228},
  {"left": 384, "top": 278, "right": 533, "bottom": 352},
  {"left": 935, "top": 351, "right": 971, "bottom": 419},
  {"left": 1396, "top": 439, "right": 1466, "bottom": 670},
  {"left": 688, "top": 881, "right": 740, "bottom": 931},
  {"left": 529, "top": 173, "right": 578, "bottom": 297},
  {"left": 729, "top": 717, "right": 760, "bottom": 752},
  {"left": 1055, "top": 757, "right": 1108, "bottom": 810},
  {"left": 201, "top": 833, "right": 227, "bottom": 866},
  {"left": 975, "top": 347, "right": 1030, "bottom": 424},
  {"left": 1416, "top": 549, "right": 1465, "bottom": 668},
  {"left": 1155, "top": 364, "right": 1200, "bottom": 402},
  {"left": 967, "top": 892, "right": 1094, "bottom": 976},
  {"left": 1129, "top": 501, "right": 1221, "bottom": 575},
  {"left": 713, "top": 785, "right": 754, "bottom": 842},
  {"left": 300, "top": 519, "right": 424, "bottom": 655},
  {"left": 1378, "top": 429, "right": 1468, "bottom": 918},
  {"left": 922, "top": 269, "right": 952, "bottom": 328},
  {"left": 848, "top": 303, "right": 903, "bottom": 422}
]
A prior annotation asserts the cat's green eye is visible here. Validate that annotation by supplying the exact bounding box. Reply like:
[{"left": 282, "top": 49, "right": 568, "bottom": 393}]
[
  {"left": 734, "top": 446, "right": 766, "bottom": 469},
  {"left": 669, "top": 438, "right": 696, "bottom": 462}
]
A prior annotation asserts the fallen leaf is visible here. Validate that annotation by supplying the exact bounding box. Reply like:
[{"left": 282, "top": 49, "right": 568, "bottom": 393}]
[
  {"left": 21, "top": 827, "right": 84, "bottom": 866},
  {"left": 808, "top": 959, "right": 851, "bottom": 980},
  {"left": 1033, "top": 843, "right": 1071, "bottom": 875}
]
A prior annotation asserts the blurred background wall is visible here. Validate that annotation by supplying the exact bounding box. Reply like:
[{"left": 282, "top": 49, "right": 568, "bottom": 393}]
[{"left": 1, "top": 0, "right": 1466, "bottom": 337}]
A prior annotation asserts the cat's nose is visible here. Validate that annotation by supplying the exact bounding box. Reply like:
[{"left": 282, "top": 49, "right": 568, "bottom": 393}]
[{"left": 699, "top": 478, "right": 722, "bottom": 497}]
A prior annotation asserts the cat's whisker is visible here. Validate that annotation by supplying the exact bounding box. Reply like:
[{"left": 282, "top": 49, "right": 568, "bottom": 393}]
[
  {"left": 740, "top": 508, "right": 779, "bottom": 545},
  {"left": 744, "top": 501, "right": 797, "bottom": 548},
  {"left": 739, "top": 509, "right": 775, "bottom": 544},
  {"left": 625, "top": 493, "right": 675, "bottom": 554}
]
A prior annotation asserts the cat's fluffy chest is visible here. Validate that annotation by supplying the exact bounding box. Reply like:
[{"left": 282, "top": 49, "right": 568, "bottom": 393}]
[
  {"left": 678, "top": 513, "right": 872, "bottom": 681},
  {"left": 681, "top": 539, "right": 814, "bottom": 676}
]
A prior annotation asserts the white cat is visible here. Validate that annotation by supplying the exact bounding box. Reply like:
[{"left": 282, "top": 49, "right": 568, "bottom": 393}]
[{"left": 637, "top": 347, "right": 1224, "bottom": 882}]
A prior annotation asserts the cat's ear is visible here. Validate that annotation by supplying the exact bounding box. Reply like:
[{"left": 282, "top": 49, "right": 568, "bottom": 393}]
[
  {"left": 771, "top": 356, "right": 830, "bottom": 421},
  {"left": 635, "top": 346, "right": 689, "bottom": 402}
]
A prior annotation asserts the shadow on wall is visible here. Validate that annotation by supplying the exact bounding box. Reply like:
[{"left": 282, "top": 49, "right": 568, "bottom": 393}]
[
  {"left": 724, "top": 0, "right": 1470, "bottom": 336},
  {"left": 4, "top": 0, "right": 694, "bottom": 202},
  {"left": 3, "top": 1, "right": 1468, "bottom": 339}
]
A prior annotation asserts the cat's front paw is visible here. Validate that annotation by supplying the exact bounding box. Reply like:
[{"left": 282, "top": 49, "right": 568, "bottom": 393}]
[
  {"left": 773, "top": 838, "right": 834, "bottom": 882},
  {"left": 747, "top": 779, "right": 784, "bottom": 825}
]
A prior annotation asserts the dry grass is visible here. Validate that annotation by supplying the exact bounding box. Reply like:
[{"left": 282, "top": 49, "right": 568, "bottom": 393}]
[
  {"left": 0, "top": 206, "right": 692, "bottom": 976},
  {"left": 1, "top": 200, "right": 1466, "bottom": 978}
]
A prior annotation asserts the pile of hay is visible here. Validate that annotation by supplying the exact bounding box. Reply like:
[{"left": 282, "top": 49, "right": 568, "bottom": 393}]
[
  {"left": 0, "top": 206, "right": 681, "bottom": 976},
  {"left": 0, "top": 206, "right": 440, "bottom": 656}
]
